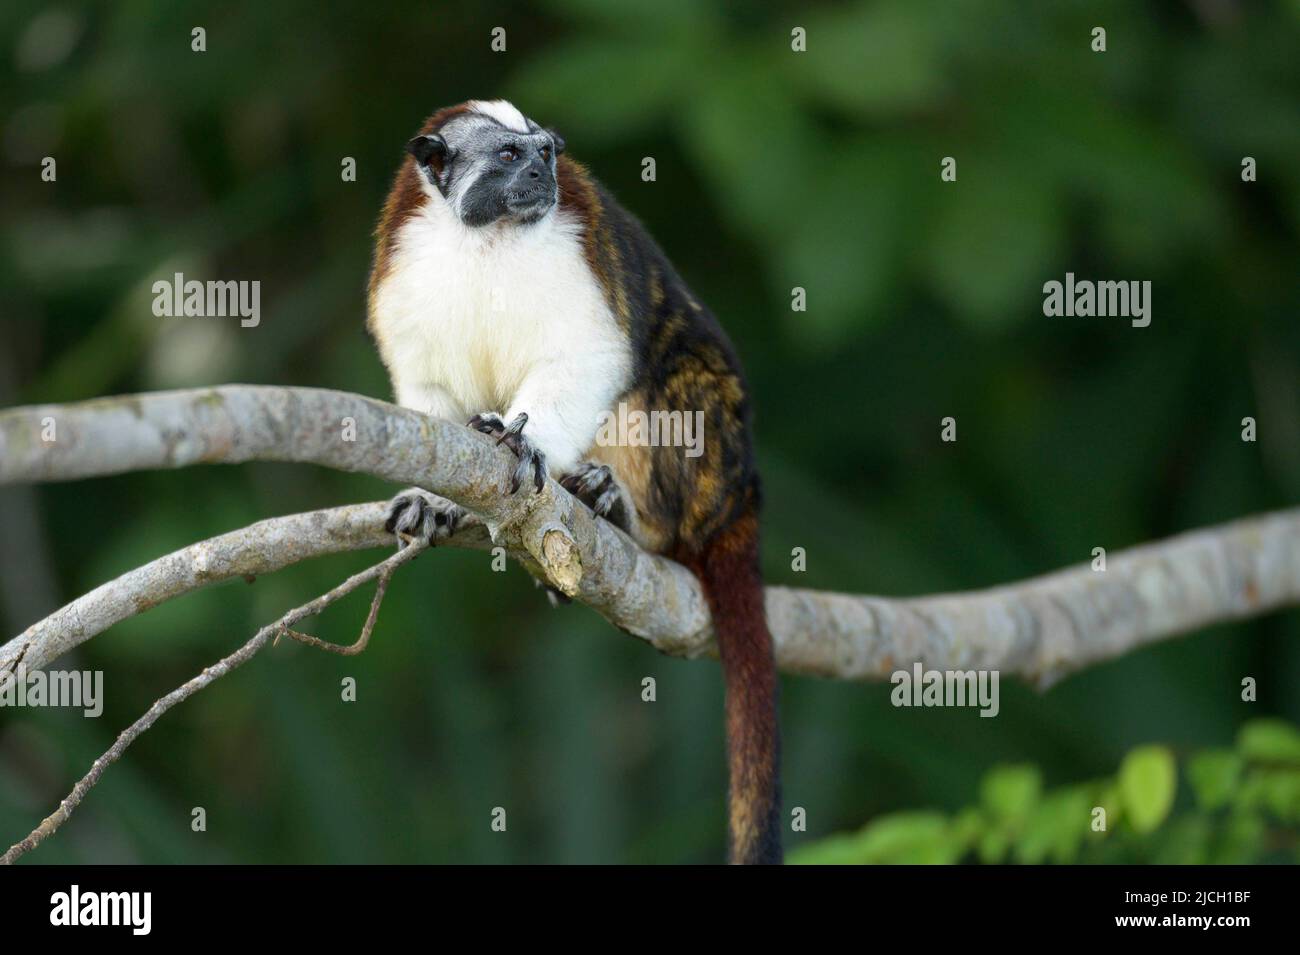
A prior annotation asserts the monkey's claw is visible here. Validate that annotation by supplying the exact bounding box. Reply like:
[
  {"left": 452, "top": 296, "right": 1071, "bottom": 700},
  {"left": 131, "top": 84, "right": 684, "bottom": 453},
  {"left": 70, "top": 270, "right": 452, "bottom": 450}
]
[
  {"left": 468, "top": 411, "right": 547, "bottom": 494},
  {"left": 559, "top": 462, "right": 628, "bottom": 529},
  {"left": 385, "top": 488, "right": 464, "bottom": 546}
]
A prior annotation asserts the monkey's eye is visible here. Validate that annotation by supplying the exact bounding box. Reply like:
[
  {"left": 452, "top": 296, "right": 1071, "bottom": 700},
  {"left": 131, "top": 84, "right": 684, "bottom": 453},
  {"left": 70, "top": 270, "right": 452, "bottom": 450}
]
[
  {"left": 498, "top": 147, "right": 519, "bottom": 162},
  {"left": 540, "top": 145, "right": 551, "bottom": 160}
]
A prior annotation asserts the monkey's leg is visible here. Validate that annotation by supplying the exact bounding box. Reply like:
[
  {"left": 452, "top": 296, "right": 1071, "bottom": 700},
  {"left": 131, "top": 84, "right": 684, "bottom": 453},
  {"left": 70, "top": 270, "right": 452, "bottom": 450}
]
[
  {"left": 385, "top": 488, "right": 465, "bottom": 546},
  {"left": 382, "top": 382, "right": 471, "bottom": 545},
  {"left": 467, "top": 412, "right": 547, "bottom": 494},
  {"left": 559, "top": 463, "right": 633, "bottom": 535}
]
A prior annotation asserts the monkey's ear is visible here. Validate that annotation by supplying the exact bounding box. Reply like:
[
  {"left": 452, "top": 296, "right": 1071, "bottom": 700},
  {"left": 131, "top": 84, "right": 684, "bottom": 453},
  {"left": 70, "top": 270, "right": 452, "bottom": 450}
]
[
  {"left": 547, "top": 129, "right": 566, "bottom": 156},
  {"left": 406, "top": 134, "right": 447, "bottom": 166}
]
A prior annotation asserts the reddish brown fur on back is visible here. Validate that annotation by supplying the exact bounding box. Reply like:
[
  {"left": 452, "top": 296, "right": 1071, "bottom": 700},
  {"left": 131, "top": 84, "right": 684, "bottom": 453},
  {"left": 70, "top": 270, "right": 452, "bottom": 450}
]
[
  {"left": 557, "top": 155, "right": 598, "bottom": 229},
  {"left": 557, "top": 157, "right": 633, "bottom": 330}
]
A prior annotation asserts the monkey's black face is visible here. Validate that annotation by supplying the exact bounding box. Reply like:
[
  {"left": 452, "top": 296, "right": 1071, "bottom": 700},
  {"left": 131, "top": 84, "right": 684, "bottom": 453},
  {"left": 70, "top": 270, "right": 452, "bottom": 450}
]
[
  {"left": 407, "top": 104, "right": 566, "bottom": 229},
  {"left": 459, "top": 134, "right": 559, "bottom": 226}
]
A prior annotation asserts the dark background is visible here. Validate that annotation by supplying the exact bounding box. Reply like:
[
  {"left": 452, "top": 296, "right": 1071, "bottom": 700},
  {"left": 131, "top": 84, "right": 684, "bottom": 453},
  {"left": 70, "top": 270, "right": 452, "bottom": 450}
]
[{"left": 0, "top": 0, "right": 1297, "bottom": 863}]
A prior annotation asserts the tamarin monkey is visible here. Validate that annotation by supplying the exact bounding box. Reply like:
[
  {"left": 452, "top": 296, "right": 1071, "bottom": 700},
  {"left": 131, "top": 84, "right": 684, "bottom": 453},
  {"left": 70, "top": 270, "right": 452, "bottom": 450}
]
[{"left": 367, "top": 100, "right": 780, "bottom": 864}]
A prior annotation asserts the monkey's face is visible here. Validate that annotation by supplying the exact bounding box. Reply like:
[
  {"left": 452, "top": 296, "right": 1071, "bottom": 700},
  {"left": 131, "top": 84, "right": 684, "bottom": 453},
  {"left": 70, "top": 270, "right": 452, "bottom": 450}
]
[{"left": 407, "top": 103, "right": 565, "bottom": 228}]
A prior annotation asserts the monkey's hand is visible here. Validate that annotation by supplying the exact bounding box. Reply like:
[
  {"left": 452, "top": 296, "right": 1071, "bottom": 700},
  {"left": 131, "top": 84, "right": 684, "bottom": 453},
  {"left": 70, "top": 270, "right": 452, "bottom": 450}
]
[
  {"left": 385, "top": 488, "right": 465, "bottom": 546},
  {"left": 559, "top": 463, "right": 630, "bottom": 533},
  {"left": 467, "top": 411, "right": 547, "bottom": 494}
]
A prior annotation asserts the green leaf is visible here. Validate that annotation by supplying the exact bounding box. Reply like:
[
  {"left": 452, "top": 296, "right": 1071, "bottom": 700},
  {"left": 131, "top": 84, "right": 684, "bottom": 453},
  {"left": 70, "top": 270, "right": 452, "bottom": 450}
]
[
  {"left": 1152, "top": 814, "right": 1211, "bottom": 865},
  {"left": 851, "top": 811, "right": 958, "bottom": 864},
  {"left": 788, "top": 812, "right": 961, "bottom": 865},
  {"left": 1096, "top": 784, "right": 1124, "bottom": 829},
  {"left": 787, "top": 833, "right": 874, "bottom": 866},
  {"left": 1213, "top": 811, "right": 1266, "bottom": 864},
  {"left": 1237, "top": 719, "right": 1300, "bottom": 765},
  {"left": 977, "top": 827, "right": 1009, "bottom": 864},
  {"left": 1012, "top": 788, "right": 1090, "bottom": 864},
  {"left": 1186, "top": 750, "right": 1243, "bottom": 810},
  {"left": 1258, "top": 769, "right": 1300, "bottom": 822},
  {"left": 980, "top": 764, "right": 1041, "bottom": 821},
  {"left": 1119, "top": 746, "right": 1177, "bottom": 834},
  {"left": 1233, "top": 770, "right": 1269, "bottom": 811},
  {"left": 1013, "top": 806, "right": 1054, "bottom": 864},
  {"left": 949, "top": 807, "right": 985, "bottom": 853},
  {"left": 1047, "top": 788, "right": 1094, "bottom": 863}
]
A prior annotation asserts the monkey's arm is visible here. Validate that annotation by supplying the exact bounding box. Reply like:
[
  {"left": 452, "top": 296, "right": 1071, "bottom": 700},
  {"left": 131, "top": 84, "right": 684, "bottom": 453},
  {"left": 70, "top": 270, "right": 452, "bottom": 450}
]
[{"left": 501, "top": 346, "right": 630, "bottom": 476}]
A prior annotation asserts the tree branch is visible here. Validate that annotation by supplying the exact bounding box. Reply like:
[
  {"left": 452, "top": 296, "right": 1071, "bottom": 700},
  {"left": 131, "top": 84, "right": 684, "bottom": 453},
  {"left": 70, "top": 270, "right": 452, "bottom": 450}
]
[
  {"left": 2, "top": 385, "right": 1298, "bottom": 686},
  {"left": 0, "top": 539, "right": 424, "bottom": 865}
]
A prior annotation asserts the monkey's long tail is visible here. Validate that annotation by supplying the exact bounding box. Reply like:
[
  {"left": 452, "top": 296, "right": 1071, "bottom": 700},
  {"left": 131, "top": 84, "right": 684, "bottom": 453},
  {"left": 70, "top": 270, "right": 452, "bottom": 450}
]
[{"left": 689, "top": 508, "right": 782, "bottom": 865}]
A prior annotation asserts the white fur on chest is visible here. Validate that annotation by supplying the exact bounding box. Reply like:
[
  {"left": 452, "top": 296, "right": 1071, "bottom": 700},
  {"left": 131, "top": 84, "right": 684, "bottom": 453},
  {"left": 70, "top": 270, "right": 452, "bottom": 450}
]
[{"left": 371, "top": 195, "right": 631, "bottom": 472}]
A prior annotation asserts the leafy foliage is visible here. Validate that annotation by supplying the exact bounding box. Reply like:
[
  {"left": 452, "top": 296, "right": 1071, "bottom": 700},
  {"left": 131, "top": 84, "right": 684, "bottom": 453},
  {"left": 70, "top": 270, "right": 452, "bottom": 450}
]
[{"left": 792, "top": 720, "right": 1300, "bottom": 864}]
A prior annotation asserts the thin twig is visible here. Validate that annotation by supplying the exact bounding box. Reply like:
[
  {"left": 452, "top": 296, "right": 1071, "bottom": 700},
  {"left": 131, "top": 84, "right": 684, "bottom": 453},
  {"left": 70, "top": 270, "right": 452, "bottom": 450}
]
[
  {"left": 0, "top": 539, "right": 426, "bottom": 865},
  {"left": 275, "top": 534, "right": 410, "bottom": 655}
]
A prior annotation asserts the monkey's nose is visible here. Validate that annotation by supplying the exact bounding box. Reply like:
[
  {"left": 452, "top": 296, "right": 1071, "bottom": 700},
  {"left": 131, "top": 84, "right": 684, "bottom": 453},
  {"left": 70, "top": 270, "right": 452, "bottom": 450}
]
[{"left": 528, "top": 169, "right": 541, "bottom": 180}]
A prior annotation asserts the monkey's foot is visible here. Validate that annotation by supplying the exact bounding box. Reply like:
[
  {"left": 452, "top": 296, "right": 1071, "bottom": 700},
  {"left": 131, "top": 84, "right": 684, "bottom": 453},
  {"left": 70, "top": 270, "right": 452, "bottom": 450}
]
[
  {"left": 385, "top": 488, "right": 464, "bottom": 546},
  {"left": 467, "top": 411, "right": 547, "bottom": 494},
  {"left": 559, "top": 462, "right": 630, "bottom": 532}
]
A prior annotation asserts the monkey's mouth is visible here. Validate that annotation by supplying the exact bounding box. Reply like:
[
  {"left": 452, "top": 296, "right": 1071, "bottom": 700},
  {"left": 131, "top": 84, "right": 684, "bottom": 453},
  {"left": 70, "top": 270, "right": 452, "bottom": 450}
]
[{"left": 505, "top": 189, "right": 554, "bottom": 213}]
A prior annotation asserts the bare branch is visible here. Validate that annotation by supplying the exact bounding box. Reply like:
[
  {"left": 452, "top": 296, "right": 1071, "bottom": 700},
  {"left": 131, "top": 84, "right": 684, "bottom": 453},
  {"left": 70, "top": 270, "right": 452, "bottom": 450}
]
[
  {"left": 0, "top": 503, "right": 482, "bottom": 676},
  {"left": 2, "top": 385, "right": 1298, "bottom": 687},
  {"left": 0, "top": 539, "right": 425, "bottom": 865}
]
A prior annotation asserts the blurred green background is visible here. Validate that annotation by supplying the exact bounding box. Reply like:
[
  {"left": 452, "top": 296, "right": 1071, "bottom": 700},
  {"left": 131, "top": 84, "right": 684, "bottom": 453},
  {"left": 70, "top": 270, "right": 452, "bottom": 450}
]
[{"left": 1, "top": 0, "right": 1298, "bottom": 863}]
